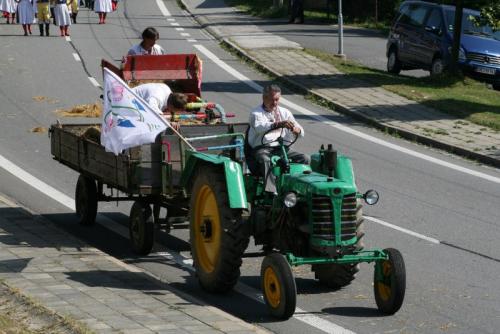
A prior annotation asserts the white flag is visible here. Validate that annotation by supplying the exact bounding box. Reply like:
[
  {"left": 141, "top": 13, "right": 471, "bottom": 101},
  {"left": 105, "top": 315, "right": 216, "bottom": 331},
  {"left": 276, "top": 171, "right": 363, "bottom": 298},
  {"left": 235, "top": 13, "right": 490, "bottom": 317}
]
[{"left": 101, "top": 68, "right": 169, "bottom": 155}]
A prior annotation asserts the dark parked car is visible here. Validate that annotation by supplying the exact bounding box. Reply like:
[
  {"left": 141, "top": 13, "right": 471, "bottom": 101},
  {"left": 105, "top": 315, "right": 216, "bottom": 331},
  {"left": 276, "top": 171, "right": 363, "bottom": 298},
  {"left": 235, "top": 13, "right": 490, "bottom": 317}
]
[{"left": 386, "top": 1, "right": 500, "bottom": 90}]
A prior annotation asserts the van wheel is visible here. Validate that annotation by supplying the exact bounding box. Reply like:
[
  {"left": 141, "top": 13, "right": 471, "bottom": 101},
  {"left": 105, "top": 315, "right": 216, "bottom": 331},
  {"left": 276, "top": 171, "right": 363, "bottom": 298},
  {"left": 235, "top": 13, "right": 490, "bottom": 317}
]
[
  {"left": 387, "top": 49, "right": 401, "bottom": 74},
  {"left": 430, "top": 58, "right": 444, "bottom": 76}
]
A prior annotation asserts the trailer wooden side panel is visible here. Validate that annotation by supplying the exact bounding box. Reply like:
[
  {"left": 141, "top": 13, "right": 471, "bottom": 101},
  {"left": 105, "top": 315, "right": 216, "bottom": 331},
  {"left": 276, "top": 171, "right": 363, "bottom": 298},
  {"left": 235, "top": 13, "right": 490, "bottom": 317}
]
[{"left": 50, "top": 124, "right": 162, "bottom": 195}]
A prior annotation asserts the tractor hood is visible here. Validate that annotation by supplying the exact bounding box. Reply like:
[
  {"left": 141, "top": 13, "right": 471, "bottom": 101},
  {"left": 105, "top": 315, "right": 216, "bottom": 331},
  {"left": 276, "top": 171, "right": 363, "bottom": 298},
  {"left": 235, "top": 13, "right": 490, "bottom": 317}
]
[{"left": 282, "top": 170, "right": 357, "bottom": 198}]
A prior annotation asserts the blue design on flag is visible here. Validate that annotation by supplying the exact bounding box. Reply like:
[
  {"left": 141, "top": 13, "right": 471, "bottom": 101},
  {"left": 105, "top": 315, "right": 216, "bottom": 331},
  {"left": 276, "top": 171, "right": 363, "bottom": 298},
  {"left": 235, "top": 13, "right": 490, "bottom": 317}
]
[
  {"left": 117, "top": 119, "right": 135, "bottom": 128},
  {"left": 132, "top": 99, "right": 146, "bottom": 112}
]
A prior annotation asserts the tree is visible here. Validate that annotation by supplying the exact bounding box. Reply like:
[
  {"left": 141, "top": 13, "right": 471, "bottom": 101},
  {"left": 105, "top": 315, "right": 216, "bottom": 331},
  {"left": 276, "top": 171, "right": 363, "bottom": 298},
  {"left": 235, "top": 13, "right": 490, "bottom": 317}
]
[
  {"left": 472, "top": 3, "right": 500, "bottom": 31},
  {"left": 449, "top": 0, "right": 500, "bottom": 74},
  {"left": 449, "top": 0, "right": 464, "bottom": 74}
]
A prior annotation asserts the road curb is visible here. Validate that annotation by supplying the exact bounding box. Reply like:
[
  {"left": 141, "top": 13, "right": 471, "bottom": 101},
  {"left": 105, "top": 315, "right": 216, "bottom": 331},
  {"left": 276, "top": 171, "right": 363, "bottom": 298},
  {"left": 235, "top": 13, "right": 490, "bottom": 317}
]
[{"left": 180, "top": 0, "right": 500, "bottom": 168}]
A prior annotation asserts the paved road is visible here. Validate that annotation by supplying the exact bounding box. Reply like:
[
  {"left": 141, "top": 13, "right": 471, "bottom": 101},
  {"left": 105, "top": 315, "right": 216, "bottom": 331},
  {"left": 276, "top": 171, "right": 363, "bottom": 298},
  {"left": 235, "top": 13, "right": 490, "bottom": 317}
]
[{"left": 0, "top": 0, "right": 499, "bottom": 333}]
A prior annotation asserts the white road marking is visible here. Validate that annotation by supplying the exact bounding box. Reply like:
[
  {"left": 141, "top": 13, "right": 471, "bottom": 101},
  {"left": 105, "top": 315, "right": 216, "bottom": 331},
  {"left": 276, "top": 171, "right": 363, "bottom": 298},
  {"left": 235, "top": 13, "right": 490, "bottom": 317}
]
[
  {"left": 175, "top": 27, "right": 185, "bottom": 31},
  {"left": 365, "top": 216, "right": 440, "bottom": 244},
  {"left": 72, "top": 53, "right": 81, "bottom": 62},
  {"left": 88, "top": 77, "right": 101, "bottom": 87},
  {"left": 65, "top": 36, "right": 71, "bottom": 42},
  {"left": 192, "top": 44, "right": 500, "bottom": 185},
  {"left": 187, "top": 39, "right": 197, "bottom": 43},
  {"left": 181, "top": 33, "right": 190, "bottom": 37},
  {"left": 167, "top": 18, "right": 175, "bottom": 21},
  {"left": 170, "top": 22, "right": 180, "bottom": 26},
  {"left": 155, "top": 0, "right": 170, "bottom": 16},
  {"left": 0, "top": 154, "right": 75, "bottom": 210}
]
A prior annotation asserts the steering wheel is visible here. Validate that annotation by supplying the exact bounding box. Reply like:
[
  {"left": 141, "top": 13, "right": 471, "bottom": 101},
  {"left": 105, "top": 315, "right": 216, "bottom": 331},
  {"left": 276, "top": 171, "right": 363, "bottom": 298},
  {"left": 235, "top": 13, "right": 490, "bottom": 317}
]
[{"left": 261, "top": 126, "right": 299, "bottom": 148}]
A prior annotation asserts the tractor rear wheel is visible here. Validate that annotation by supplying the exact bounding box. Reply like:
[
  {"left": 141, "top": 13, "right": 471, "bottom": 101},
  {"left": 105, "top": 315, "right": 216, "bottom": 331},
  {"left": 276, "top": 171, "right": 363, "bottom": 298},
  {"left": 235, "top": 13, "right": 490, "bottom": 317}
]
[
  {"left": 312, "top": 203, "right": 364, "bottom": 289},
  {"left": 189, "top": 167, "right": 249, "bottom": 293},
  {"left": 261, "top": 253, "right": 297, "bottom": 320},
  {"left": 374, "top": 248, "right": 406, "bottom": 314}
]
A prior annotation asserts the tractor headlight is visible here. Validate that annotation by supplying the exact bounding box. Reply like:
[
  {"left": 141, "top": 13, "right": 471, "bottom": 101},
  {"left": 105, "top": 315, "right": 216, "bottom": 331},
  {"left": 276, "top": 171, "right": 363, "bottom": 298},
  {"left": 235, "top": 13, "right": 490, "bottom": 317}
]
[
  {"left": 363, "top": 190, "right": 379, "bottom": 205},
  {"left": 283, "top": 192, "right": 297, "bottom": 208}
]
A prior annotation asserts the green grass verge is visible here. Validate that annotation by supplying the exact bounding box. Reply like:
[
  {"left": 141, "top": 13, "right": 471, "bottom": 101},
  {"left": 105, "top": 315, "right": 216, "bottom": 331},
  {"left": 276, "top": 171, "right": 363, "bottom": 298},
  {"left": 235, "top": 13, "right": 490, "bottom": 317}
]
[
  {"left": 306, "top": 48, "right": 500, "bottom": 131},
  {"left": 224, "top": 0, "right": 390, "bottom": 32}
]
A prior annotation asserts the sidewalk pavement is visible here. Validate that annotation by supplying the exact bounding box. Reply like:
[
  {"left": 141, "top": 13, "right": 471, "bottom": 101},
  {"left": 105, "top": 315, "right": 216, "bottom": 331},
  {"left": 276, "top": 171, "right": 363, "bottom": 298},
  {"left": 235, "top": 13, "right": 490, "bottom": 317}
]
[
  {"left": 181, "top": 0, "right": 500, "bottom": 168},
  {"left": 0, "top": 194, "right": 268, "bottom": 334}
]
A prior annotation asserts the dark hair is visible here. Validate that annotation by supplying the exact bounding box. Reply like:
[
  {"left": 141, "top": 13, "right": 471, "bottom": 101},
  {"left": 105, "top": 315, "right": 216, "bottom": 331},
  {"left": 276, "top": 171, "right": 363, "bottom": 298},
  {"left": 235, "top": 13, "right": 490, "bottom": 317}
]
[
  {"left": 263, "top": 84, "right": 281, "bottom": 97},
  {"left": 167, "top": 93, "right": 188, "bottom": 110},
  {"left": 142, "top": 27, "right": 159, "bottom": 40}
]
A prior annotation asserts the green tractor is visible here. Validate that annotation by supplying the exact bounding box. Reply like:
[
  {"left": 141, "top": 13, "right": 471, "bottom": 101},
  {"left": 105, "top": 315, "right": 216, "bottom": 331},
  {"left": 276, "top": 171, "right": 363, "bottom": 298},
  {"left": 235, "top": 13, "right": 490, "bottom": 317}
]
[{"left": 185, "top": 126, "right": 406, "bottom": 320}]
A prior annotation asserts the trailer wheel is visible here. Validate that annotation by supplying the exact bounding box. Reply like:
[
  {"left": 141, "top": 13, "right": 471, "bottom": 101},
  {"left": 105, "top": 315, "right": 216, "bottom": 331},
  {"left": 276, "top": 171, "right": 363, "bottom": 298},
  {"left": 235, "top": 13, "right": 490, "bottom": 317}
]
[
  {"left": 312, "top": 204, "right": 364, "bottom": 288},
  {"left": 75, "top": 175, "right": 98, "bottom": 226},
  {"left": 129, "top": 201, "right": 154, "bottom": 255},
  {"left": 374, "top": 248, "right": 406, "bottom": 314},
  {"left": 261, "top": 253, "right": 297, "bottom": 320},
  {"left": 189, "top": 167, "right": 249, "bottom": 293}
]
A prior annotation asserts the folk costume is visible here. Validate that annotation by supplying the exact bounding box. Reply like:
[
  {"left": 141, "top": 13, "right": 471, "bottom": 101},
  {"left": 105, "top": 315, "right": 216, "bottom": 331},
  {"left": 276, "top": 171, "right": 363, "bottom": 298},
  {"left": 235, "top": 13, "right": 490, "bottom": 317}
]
[
  {"left": 36, "top": 0, "right": 50, "bottom": 35},
  {"left": 0, "top": 0, "right": 17, "bottom": 24},
  {"left": 54, "top": 0, "right": 71, "bottom": 36},
  {"left": 68, "top": 0, "right": 77, "bottom": 23},
  {"left": 17, "top": 0, "right": 35, "bottom": 35},
  {"left": 93, "top": 0, "right": 111, "bottom": 24}
]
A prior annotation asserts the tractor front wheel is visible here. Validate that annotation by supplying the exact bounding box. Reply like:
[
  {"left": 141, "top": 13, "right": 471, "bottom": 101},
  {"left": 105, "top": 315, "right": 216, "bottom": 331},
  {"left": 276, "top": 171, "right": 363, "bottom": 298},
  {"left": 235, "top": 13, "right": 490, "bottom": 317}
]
[
  {"left": 261, "top": 253, "right": 297, "bottom": 320},
  {"left": 374, "top": 248, "right": 406, "bottom": 314},
  {"left": 189, "top": 167, "right": 249, "bottom": 293}
]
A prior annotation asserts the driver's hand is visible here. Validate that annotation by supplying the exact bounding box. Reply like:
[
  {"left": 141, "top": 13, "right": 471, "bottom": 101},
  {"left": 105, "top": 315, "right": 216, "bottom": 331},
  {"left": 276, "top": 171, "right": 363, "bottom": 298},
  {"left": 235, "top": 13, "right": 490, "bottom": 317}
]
[
  {"left": 292, "top": 126, "right": 301, "bottom": 134},
  {"left": 171, "top": 122, "right": 180, "bottom": 131},
  {"left": 276, "top": 121, "right": 295, "bottom": 131}
]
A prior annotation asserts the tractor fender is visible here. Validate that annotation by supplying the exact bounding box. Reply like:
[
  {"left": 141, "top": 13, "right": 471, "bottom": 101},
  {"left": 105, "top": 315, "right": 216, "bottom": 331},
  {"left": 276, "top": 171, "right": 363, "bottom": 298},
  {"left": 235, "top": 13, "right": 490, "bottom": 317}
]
[{"left": 181, "top": 152, "right": 248, "bottom": 209}]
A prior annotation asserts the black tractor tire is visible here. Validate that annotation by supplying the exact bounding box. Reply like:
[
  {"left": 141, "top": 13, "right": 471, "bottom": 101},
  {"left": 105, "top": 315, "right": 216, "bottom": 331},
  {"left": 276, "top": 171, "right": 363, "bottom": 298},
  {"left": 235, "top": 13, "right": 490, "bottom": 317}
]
[
  {"left": 430, "top": 57, "right": 444, "bottom": 76},
  {"left": 189, "top": 167, "right": 250, "bottom": 293},
  {"left": 374, "top": 248, "right": 406, "bottom": 314},
  {"left": 387, "top": 48, "right": 402, "bottom": 74},
  {"left": 75, "top": 175, "right": 98, "bottom": 226},
  {"left": 312, "top": 203, "right": 364, "bottom": 289},
  {"left": 261, "top": 253, "right": 297, "bottom": 320},
  {"left": 129, "top": 201, "right": 155, "bottom": 255}
]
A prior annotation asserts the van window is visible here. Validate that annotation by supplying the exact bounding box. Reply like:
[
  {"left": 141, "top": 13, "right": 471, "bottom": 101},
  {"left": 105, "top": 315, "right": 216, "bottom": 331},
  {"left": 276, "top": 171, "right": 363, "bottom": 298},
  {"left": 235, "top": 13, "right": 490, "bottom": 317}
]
[
  {"left": 425, "top": 8, "right": 443, "bottom": 31},
  {"left": 408, "top": 5, "right": 428, "bottom": 27}
]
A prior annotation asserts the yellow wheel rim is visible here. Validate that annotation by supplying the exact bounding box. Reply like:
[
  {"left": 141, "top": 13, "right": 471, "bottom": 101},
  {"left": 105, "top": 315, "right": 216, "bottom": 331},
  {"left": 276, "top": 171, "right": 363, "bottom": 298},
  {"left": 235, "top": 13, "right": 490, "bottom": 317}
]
[
  {"left": 264, "top": 267, "right": 281, "bottom": 308},
  {"left": 377, "top": 261, "right": 392, "bottom": 301},
  {"left": 194, "top": 184, "right": 221, "bottom": 273}
]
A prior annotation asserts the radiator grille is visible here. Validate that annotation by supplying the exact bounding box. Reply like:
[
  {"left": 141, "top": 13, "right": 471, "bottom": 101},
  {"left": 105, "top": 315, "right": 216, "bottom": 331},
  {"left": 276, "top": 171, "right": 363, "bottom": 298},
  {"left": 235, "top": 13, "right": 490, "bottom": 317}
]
[
  {"left": 467, "top": 52, "right": 500, "bottom": 65},
  {"left": 311, "top": 194, "right": 358, "bottom": 241}
]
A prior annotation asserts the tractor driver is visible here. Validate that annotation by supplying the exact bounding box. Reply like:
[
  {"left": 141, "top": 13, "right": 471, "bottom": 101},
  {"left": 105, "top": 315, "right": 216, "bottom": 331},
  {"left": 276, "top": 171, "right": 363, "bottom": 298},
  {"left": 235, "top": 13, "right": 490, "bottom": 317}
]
[{"left": 247, "top": 84, "right": 309, "bottom": 194}]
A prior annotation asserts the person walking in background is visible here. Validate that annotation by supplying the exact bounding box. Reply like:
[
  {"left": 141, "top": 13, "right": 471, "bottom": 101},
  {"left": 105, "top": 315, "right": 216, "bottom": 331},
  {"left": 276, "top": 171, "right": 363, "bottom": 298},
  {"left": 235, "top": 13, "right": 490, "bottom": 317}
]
[
  {"left": 288, "top": 0, "right": 304, "bottom": 24},
  {"left": 127, "top": 27, "right": 165, "bottom": 56},
  {"left": 53, "top": 0, "right": 71, "bottom": 36},
  {"left": 0, "top": 0, "right": 17, "bottom": 24},
  {"left": 17, "top": 0, "right": 35, "bottom": 35},
  {"left": 69, "top": 0, "right": 77, "bottom": 23},
  {"left": 93, "top": 0, "right": 111, "bottom": 24},
  {"left": 36, "top": 0, "right": 50, "bottom": 36}
]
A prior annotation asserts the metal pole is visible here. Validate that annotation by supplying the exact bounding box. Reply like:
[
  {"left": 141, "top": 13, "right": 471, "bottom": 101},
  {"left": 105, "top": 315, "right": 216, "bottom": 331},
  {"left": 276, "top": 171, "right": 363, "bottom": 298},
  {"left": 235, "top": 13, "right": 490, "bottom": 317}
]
[{"left": 338, "top": 0, "right": 344, "bottom": 57}]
